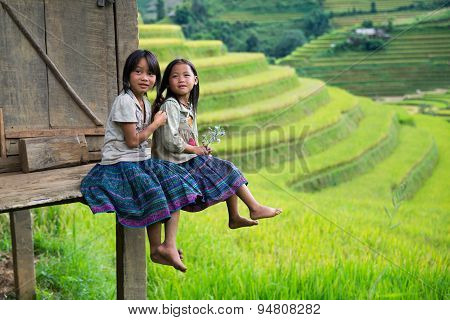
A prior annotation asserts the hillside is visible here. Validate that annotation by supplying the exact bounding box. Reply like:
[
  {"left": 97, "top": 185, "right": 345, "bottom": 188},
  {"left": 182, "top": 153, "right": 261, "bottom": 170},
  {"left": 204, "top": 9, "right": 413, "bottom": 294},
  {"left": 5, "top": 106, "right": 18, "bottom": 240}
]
[
  {"left": 0, "top": 21, "right": 447, "bottom": 299},
  {"left": 278, "top": 11, "right": 450, "bottom": 97},
  {"left": 167, "top": 0, "right": 326, "bottom": 59}
]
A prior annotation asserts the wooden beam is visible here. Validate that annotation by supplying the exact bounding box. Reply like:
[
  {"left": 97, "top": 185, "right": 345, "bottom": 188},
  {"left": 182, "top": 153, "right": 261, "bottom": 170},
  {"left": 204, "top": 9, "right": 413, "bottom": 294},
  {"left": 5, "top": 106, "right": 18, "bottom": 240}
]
[
  {"left": 6, "top": 128, "right": 105, "bottom": 139},
  {"left": 0, "top": 155, "right": 21, "bottom": 174},
  {"left": 9, "top": 209, "right": 36, "bottom": 300},
  {"left": 116, "top": 222, "right": 147, "bottom": 300},
  {"left": 19, "top": 135, "right": 89, "bottom": 173},
  {"left": 0, "top": 163, "right": 94, "bottom": 214},
  {"left": 114, "top": 1, "right": 138, "bottom": 94},
  {"left": 0, "top": 108, "right": 6, "bottom": 158}
]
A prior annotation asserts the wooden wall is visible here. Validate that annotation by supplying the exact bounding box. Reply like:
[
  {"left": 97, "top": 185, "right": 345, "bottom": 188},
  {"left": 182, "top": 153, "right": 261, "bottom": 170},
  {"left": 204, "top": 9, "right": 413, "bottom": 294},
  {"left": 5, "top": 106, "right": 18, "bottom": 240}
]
[{"left": 0, "top": 0, "right": 138, "bottom": 173}]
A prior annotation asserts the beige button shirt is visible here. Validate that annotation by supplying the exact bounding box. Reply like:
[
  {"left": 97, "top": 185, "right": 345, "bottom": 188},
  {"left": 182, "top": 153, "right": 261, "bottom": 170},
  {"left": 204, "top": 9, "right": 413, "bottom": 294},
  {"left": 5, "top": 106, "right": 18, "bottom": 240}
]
[
  {"left": 151, "top": 97, "right": 198, "bottom": 164},
  {"left": 101, "top": 90, "right": 152, "bottom": 165}
]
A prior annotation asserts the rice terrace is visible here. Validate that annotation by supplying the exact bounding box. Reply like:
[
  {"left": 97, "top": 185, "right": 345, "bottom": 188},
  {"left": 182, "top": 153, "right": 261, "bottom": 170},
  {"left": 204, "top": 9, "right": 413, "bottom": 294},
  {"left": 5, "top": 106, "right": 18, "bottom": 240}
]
[{"left": 0, "top": 0, "right": 449, "bottom": 300}]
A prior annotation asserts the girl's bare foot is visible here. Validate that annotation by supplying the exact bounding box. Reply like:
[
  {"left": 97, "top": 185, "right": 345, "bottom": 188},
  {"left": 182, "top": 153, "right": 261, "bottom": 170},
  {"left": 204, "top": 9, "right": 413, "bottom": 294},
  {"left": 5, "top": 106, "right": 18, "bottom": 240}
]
[
  {"left": 154, "top": 243, "right": 187, "bottom": 272},
  {"left": 151, "top": 247, "right": 186, "bottom": 271},
  {"left": 250, "top": 205, "right": 282, "bottom": 220},
  {"left": 229, "top": 215, "right": 259, "bottom": 229},
  {"left": 150, "top": 248, "right": 183, "bottom": 265}
]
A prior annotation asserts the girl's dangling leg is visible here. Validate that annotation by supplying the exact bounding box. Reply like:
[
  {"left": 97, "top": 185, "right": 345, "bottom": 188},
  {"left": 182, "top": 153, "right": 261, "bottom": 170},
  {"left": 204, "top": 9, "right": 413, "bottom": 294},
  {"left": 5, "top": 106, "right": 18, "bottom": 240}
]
[
  {"left": 156, "top": 211, "right": 187, "bottom": 272},
  {"left": 147, "top": 223, "right": 170, "bottom": 266},
  {"left": 147, "top": 222, "right": 184, "bottom": 267},
  {"left": 226, "top": 194, "right": 258, "bottom": 229},
  {"left": 235, "top": 184, "right": 282, "bottom": 220}
]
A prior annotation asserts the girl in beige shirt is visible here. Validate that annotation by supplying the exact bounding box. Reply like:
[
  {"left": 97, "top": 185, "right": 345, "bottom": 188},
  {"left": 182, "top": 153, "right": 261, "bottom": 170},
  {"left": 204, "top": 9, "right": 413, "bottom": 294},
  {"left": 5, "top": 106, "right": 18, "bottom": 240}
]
[{"left": 152, "top": 58, "right": 282, "bottom": 229}]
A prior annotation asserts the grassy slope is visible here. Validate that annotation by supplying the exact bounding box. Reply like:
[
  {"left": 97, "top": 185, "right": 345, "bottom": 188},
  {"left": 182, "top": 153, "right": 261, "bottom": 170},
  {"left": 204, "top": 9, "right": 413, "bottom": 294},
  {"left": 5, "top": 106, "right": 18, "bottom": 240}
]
[
  {"left": 0, "top": 108, "right": 446, "bottom": 300},
  {"left": 0, "top": 20, "right": 448, "bottom": 300}
]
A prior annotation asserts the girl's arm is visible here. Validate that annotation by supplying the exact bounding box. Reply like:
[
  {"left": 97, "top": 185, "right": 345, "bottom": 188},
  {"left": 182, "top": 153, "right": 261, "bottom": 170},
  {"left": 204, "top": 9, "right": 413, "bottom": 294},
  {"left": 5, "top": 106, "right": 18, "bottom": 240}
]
[
  {"left": 161, "top": 103, "right": 209, "bottom": 155},
  {"left": 121, "top": 111, "right": 167, "bottom": 148},
  {"left": 184, "top": 144, "right": 209, "bottom": 155}
]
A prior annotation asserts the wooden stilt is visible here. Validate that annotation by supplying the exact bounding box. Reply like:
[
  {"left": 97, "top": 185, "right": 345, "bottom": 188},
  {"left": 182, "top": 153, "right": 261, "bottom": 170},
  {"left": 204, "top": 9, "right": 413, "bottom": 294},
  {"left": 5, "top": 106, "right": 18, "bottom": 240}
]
[
  {"left": 0, "top": 108, "right": 6, "bottom": 158},
  {"left": 9, "top": 209, "right": 36, "bottom": 300},
  {"left": 116, "top": 222, "right": 147, "bottom": 300}
]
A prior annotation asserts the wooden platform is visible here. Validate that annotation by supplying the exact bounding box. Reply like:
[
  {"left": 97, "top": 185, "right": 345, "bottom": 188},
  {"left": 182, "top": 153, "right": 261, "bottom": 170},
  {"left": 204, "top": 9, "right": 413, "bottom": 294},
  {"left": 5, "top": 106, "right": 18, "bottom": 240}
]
[
  {"left": 0, "top": 164, "right": 95, "bottom": 214},
  {"left": 0, "top": 164, "right": 147, "bottom": 300}
]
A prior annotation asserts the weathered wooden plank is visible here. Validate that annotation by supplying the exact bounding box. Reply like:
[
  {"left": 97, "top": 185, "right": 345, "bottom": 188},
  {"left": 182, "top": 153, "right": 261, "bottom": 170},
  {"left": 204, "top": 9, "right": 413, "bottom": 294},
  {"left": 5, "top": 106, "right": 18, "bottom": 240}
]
[
  {"left": 6, "top": 139, "right": 19, "bottom": 156},
  {"left": 116, "top": 223, "right": 147, "bottom": 300},
  {"left": 88, "top": 151, "right": 102, "bottom": 162},
  {"left": 86, "top": 136, "right": 104, "bottom": 152},
  {"left": 114, "top": 0, "right": 139, "bottom": 95},
  {"left": 0, "top": 0, "right": 49, "bottom": 130},
  {"left": 6, "top": 127, "right": 105, "bottom": 139},
  {"left": 19, "top": 135, "right": 89, "bottom": 173},
  {"left": 7, "top": 133, "right": 104, "bottom": 157},
  {"left": 0, "top": 155, "right": 21, "bottom": 174},
  {"left": 9, "top": 209, "right": 36, "bottom": 300},
  {"left": 0, "top": 164, "right": 95, "bottom": 213},
  {"left": 45, "top": 0, "right": 116, "bottom": 128},
  {"left": 105, "top": 0, "right": 118, "bottom": 110},
  {"left": 0, "top": 108, "right": 6, "bottom": 158},
  {"left": 1, "top": 0, "right": 103, "bottom": 127}
]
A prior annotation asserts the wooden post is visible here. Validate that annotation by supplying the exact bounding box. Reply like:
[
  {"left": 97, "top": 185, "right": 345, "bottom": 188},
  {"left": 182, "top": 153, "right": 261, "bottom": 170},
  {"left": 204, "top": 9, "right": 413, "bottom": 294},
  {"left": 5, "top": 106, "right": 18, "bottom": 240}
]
[
  {"left": 9, "top": 209, "right": 36, "bottom": 300},
  {"left": 116, "top": 222, "right": 147, "bottom": 300},
  {"left": 0, "top": 108, "right": 6, "bottom": 158}
]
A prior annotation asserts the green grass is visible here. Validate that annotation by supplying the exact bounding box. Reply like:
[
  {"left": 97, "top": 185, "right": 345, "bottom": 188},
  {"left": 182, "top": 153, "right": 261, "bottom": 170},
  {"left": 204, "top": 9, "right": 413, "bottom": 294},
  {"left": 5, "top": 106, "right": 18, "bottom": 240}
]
[
  {"left": 139, "top": 39, "right": 226, "bottom": 61},
  {"left": 223, "top": 106, "right": 363, "bottom": 171},
  {"left": 198, "top": 78, "right": 325, "bottom": 124},
  {"left": 278, "top": 17, "right": 450, "bottom": 97},
  {"left": 213, "top": 86, "right": 358, "bottom": 155},
  {"left": 0, "top": 107, "right": 447, "bottom": 300},
  {"left": 331, "top": 10, "right": 434, "bottom": 28},
  {"left": 138, "top": 24, "right": 184, "bottom": 39},
  {"left": 199, "top": 67, "right": 299, "bottom": 111},
  {"left": 324, "top": 0, "right": 429, "bottom": 13},
  {"left": 0, "top": 19, "right": 448, "bottom": 301},
  {"left": 289, "top": 102, "right": 399, "bottom": 191},
  {"left": 218, "top": 11, "right": 304, "bottom": 23}
]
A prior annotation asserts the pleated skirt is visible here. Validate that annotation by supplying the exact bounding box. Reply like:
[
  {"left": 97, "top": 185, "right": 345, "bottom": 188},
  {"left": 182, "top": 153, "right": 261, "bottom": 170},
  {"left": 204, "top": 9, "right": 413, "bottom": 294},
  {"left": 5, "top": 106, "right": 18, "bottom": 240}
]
[
  {"left": 179, "top": 155, "right": 248, "bottom": 212},
  {"left": 80, "top": 158, "right": 202, "bottom": 228}
]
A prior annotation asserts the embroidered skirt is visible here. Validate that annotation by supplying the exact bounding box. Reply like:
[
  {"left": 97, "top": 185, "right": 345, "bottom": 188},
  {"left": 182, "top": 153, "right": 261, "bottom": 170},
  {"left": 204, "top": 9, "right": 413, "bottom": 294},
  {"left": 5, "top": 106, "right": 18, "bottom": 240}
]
[
  {"left": 80, "top": 159, "right": 202, "bottom": 228},
  {"left": 179, "top": 155, "right": 248, "bottom": 212}
]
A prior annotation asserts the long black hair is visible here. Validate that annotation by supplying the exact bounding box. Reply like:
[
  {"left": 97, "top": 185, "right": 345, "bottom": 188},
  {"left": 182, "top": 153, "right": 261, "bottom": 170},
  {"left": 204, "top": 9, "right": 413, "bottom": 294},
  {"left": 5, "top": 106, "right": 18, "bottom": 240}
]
[
  {"left": 122, "top": 49, "right": 161, "bottom": 94},
  {"left": 152, "top": 58, "right": 200, "bottom": 120}
]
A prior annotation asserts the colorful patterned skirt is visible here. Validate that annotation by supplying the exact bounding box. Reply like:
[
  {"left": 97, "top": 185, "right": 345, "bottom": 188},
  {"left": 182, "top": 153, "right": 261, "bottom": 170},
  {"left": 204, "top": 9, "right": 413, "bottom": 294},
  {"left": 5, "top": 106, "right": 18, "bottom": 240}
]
[
  {"left": 179, "top": 155, "right": 248, "bottom": 212},
  {"left": 80, "top": 159, "right": 202, "bottom": 228}
]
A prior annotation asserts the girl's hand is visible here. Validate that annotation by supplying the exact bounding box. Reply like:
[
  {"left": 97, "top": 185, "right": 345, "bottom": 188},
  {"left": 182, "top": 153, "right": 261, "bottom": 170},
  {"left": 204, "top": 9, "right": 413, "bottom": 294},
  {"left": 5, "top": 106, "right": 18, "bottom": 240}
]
[
  {"left": 193, "top": 146, "right": 209, "bottom": 155},
  {"left": 205, "top": 145, "right": 213, "bottom": 155},
  {"left": 153, "top": 110, "right": 167, "bottom": 127}
]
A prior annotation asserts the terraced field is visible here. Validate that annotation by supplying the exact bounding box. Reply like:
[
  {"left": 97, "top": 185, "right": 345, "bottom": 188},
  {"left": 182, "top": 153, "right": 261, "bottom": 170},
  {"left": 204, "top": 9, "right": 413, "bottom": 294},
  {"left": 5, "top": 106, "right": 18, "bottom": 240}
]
[
  {"left": 1, "top": 23, "right": 447, "bottom": 300},
  {"left": 279, "top": 15, "right": 450, "bottom": 97},
  {"left": 330, "top": 9, "right": 438, "bottom": 28},
  {"left": 324, "top": 0, "right": 427, "bottom": 13},
  {"left": 389, "top": 89, "right": 450, "bottom": 121}
]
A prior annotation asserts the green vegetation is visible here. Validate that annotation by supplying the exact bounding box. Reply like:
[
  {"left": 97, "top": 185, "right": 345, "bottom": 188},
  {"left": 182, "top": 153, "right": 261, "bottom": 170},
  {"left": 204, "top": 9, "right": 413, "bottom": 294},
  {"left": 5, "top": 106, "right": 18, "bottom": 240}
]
[
  {"left": 279, "top": 14, "right": 450, "bottom": 97},
  {"left": 0, "top": 19, "right": 448, "bottom": 300},
  {"left": 388, "top": 89, "right": 450, "bottom": 121},
  {"left": 324, "top": 0, "right": 448, "bottom": 14},
  {"left": 171, "top": 0, "right": 329, "bottom": 59}
]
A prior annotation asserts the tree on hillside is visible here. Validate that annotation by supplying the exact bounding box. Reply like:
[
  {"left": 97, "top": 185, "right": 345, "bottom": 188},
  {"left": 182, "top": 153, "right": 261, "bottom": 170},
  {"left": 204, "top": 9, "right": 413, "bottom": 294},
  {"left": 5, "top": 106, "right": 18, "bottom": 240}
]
[
  {"left": 157, "top": 0, "right": 165, "bottom": 20},
  {"left": 371, "top": 1, "right": 377, "bottom": 14},
  {"left": 174, "top": 4, "right": 191, "bottom": 24},
  {"left": 304, "top": 9, "right": 330, "bottom": 37},
  {"left": 362, "top": 20, "right": 374, "bottom": 28},
  {"left": 246, "top": 33, "right": 259, "bottom": 52},
  {"left": 192, "top": 0, "right": 208, "bottom": 21},
  {"left": 273, "top": 30, "right": 306, "bottom": 58}
]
